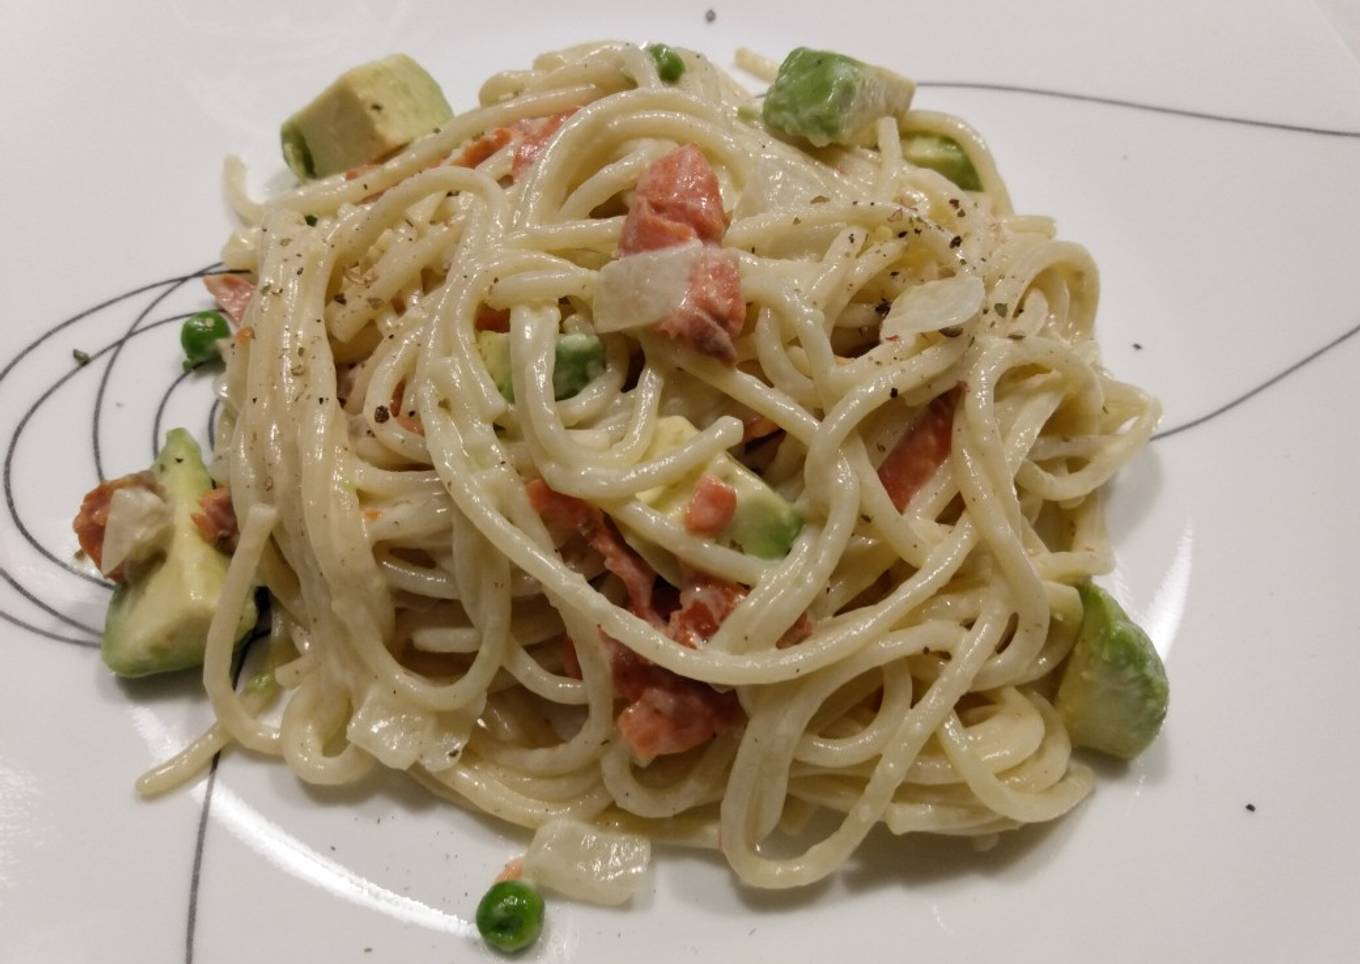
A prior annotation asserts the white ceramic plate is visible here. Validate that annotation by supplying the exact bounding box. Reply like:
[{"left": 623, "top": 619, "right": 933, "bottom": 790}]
[{"left": 5, "top": 2, "right": 1360, "bottom": 960}]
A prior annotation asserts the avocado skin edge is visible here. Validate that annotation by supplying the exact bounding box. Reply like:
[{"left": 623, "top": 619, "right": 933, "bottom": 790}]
[{"left": 1056, "top": 582, "right": 1169, "bottom": 760}]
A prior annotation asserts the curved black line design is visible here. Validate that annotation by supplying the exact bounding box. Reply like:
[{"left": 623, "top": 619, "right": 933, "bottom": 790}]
[
  {"left": 185, "top": 632, "right": 260, "bottom": 964},
  {"left": 93, "top": 268, "right": 221, "bottom": 481},
  {"left": 0, "top": 271, "right": 213, "bottom": 586},
  {"left": 917, "top": 81, "right": 1360, "bottom": 139},
  {"left": 184, "top": 751, "right": 221, "bottom": 964},
  {"left": 0, "top": 266, "right": 231, "bottom": 650},
  {"left": 5, "top": 314, "right": 190, "bottom": 589},
  {"left": 0, "top": 274, "right": 201, "bottom": 385},
  {"left": 0, "top": 566, "right": 101, "bottom": 639},
  {"left": 1153, "top": 317, "right": 1360, "bottom": 441},
  {"left": 0, "top": 605, "right": 98, "bottom": 648},
  {"left": 206, "top": 398, "right": 222, "bottom": 452},
  {"left": 153, "top": 368, "right": 197, "bottom": 459}
]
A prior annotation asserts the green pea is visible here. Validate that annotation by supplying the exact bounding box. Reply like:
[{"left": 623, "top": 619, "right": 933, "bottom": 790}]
[
  {"left": 646, "top": 43, "right": 685, "bottom": 84},
  {"left": 181, "top": 311, "right": 231, "bottom": 369},
  {"left": 476, "top": 880, "right": 544, "bottom": 953}
]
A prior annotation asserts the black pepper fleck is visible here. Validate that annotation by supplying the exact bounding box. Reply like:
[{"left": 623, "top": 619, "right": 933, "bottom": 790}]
[
  {"left": 72, "top": 349, "right": 91, "bottom": 366},
  {"left": 705, "top": 8, "right": 716, "bottom": 22},
  {"left": 1245, "top": 803, "right": 1256, "bottom": 812},
  {"left": 949, "top": 235, "right": 963, "bottom": 248},
  {"left": 374, "top": 405, "right": 391, "bottom": 423}
]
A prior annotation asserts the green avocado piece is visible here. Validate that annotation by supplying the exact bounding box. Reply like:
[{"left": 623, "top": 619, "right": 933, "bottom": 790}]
[
  {"left": 637, "top": 416, "right": 803, "bottom": 558},
  {"left": 101, "top": 430, "right": 257, "bottom": 678},
  {"left": 476, "top": 331, "right": 605, "bottom": 402},
  {"left": 724, "top": 483, "right": 803, "bottom": 559},
  {"left": 1056, "top": 583, "right": 1169, "bottom": 760},
  {"left": 902, "top": 132, "right": 982, "bottom": 191},
  {"left": 281, "top": 53, "right": 453, "bottom": 179},
  {"left": 762, "top": 47, "right": 916, "bottom": 147},
  {"left": 280, "top": 119, "right": 316, "bottom": 179}
]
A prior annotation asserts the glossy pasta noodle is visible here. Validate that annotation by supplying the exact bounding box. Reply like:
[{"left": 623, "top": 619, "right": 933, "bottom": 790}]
[{"left": 145, "top": 41, "right": 1160, "bottom": 894}]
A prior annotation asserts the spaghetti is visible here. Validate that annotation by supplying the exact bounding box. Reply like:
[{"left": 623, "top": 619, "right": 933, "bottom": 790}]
[{"left": 147, "top": 41, "right": 1161, "bottom": 894}]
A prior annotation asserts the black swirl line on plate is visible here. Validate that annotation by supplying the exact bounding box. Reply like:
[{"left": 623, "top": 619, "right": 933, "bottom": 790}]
[
  {"left": 93, "top": 265, "right": 233, "bottom": 481},
  {"left": 1152, "top": 316, "right": 1360, "bottom": 441},
  {"left": 0, "top": 272, "right": 208, "bottom": 385},
  {"left": 917, "top": 81, "right": 1360, "bottom": 139},
  {"left": 153, "top": 368, "right": 198, "bottom": 458},
  {"left": 0, "top": 596, "right": 98, "bottom": 647},
  {"left": 184, "top": 749, "right": 222, "bottom": 964},
  {"left": 0, "top": 270, "right": 202, "bottom": 579},
  {"left": 0, "top": 266, "right": 233, "bottom": 647},
  {"left": 4, "top": 313, "right": 190, "bottom": 590},
  {"left": 2, "top": 313, "right": 198, "bottom": 640},
  {"left": 0, "top": 564, "right": 102, "bottom": 641},
  {"left": 184, "top": 630, "right": 261, "bottom": 964},
  {"left": 206, "top": 397, "right": 223, "bottom": 453},
  {"left": 1, "top": 262, "right": 231, "bottom": 586}
]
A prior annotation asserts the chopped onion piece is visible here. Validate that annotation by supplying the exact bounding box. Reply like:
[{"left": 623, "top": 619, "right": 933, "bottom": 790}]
[
  {"left": 346, "top": 687, "right": 482, "bottom": 771},
  {"left": 100, "top": 487, "right": 171, "bottom": 576},
  {"left": 522, "top": 819, "right": 650, "bottom": 905},
  {"left": 419, "top": 703, "right": 481, "bottom": 772},
  {"left": 593, "top": 240, "right": 702, "bottom": 333},
  {"left": 881, "top": 274, "right": 985, "bottom": 338},
  {"left": 346, "top": 690, "right": 432, "bottom": 769}
]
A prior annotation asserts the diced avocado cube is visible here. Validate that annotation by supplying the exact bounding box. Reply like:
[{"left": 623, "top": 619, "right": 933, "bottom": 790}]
[
  {"left": 637, "top": 416, "right": 803, "bottom": 558},
  {"left": 476, "top": 331, "right": 605, "bottom": 402},
  {"left": 723, "top": 485, "right": 803, "bottom": 559},
  {"left": 281, "top": 53, "right": 453, "bottom": 179},
  {"left": 1056, "top": 583, "right": 1170, "bottom": 760},
  {"left": 902, "top": 132, "right": 982, "bottom": 191},
  {"left": 102, "top": 430, "right": 257, "bottom": 677},
  {"left": 552, "top": 333, "right": 606, "bottom": 400},
  {"left": 280, "top": 119, "right": 316, "bottom": 180},
  {"left": 762, "top": 47, "right": 916, "bottom": 147}
]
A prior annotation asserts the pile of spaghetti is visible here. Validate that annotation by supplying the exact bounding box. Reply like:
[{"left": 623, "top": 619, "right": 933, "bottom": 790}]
[{"left": 149, "top": 42, "right": 1161, "bottom": 895}]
